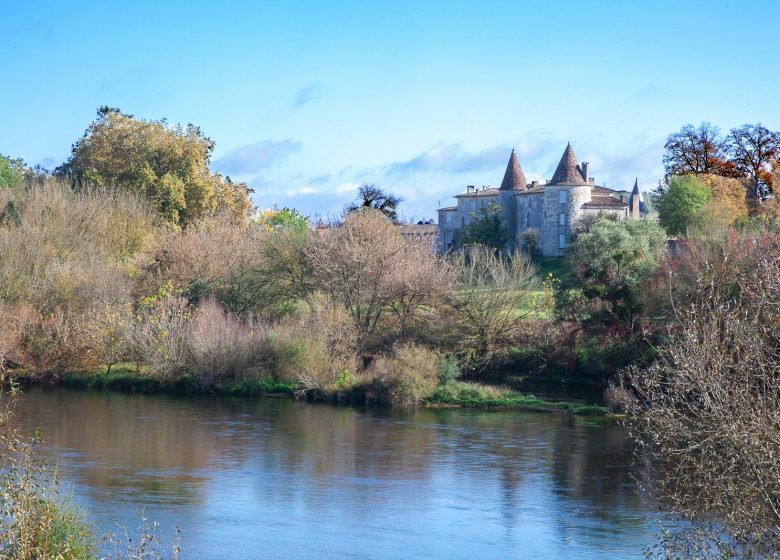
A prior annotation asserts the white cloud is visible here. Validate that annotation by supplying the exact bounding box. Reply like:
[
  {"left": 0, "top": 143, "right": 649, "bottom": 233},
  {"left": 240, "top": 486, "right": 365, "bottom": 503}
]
[{"left": 214, "top": 139, "right": 302, "bottom": 175}]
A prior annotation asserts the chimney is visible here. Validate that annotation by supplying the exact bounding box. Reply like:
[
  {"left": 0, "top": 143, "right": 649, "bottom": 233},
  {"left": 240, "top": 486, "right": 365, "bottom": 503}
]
[
  {"left": 466, "top": 185, "right": 475, "bottom": 194},
  {"left": 588, "top": 177, "right": 594, "bottom": 185},
  {"left": 581, "top": 162, "right": 589, "bottom": 181}
]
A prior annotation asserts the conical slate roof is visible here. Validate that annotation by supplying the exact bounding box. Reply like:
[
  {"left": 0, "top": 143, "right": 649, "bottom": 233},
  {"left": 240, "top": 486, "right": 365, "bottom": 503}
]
[
  {"left": 549, "top": 143, "right": 589, "bottom": 186},
  {"left": 499, "top": 149, "right": 528, "bottom": 191},
  {"left": 629, "top": 178, "right": 648, "bottom": 213}
]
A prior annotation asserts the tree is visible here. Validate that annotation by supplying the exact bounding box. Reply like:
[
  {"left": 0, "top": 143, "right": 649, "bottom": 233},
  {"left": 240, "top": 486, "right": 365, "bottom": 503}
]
[
  {"left": 656, "top": 175, "right": 713, "bottom": 235},
  {"left": 59, "top": 107, "right": 253, "bottom": 227},
  {"left": 449, "top": 246, "right": 537, "bottom": 369},
  {"left": 727, "top": 123, "right": 780, "bottom": 198},
  {"left": 559, "top": 217, "right": 667, "bottom": 331},
  {"left": 346, "top": 184, "right": 402, "bottom": 222},
  {"left": 627, "top": 237, "right": 780, "bottom": 557},
  {"left": 0, "top": 154, "right": 24, "bottom": 190},
  {"left": 663, "top": 122, "right": 737, "bottom": 179},
  {"left": 254, "top": 207, "right": 310, "bottom": 232},
  {"left": 305, "top": 209, "right": 449, "bottom": 348},
  {"left": 456, "top": 202, "right": 511, "bottom": 251}
]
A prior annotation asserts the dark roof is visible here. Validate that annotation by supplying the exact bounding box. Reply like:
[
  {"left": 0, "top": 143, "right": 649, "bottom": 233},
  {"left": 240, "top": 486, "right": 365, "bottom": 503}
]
[
  {"left": 628, "top": 178, "right": 649, "bottom": 213},
  {"left": 516, "top": 185, "right": 545, "bottom": 195},
  {"left": 455, "top": 187, "right": 500, "bottom": 198},
  {"left": 499, "top": 150, "right": 528, "bottom": 191},
  {"left": 549, "top": 143, "right": 589, "bottom": 186},
  {"left": 398, "top": 224, "right": 438, "bottom": 236},
  {"left": 583, "top": 197, "right": 628, "bottom": 209}
]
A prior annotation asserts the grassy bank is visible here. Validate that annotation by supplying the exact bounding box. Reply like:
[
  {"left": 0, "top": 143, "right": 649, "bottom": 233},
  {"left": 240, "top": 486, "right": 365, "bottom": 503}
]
[{"left": 32, "top": 365, "right": 609, "bottom": 416}]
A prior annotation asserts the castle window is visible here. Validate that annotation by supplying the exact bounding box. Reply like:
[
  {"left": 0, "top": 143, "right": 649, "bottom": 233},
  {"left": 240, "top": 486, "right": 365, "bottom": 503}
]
[
  {"left": 559, "top": 213, "right": 565, "bottom": 226},
  {"left": 559, "top": 234, "right": 566, "bottom": 249},
  {"left": 559, "top": 190, "right": 568, "bottom": 204}
]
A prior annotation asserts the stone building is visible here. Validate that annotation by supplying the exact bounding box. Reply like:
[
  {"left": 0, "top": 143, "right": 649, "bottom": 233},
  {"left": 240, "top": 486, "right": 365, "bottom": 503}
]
[{"left": 437, "top": 143, "right": 646, "bottom": 257}]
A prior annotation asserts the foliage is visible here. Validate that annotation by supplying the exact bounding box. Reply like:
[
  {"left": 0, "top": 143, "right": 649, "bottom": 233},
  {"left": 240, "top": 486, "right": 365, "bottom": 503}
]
[
  {"left": 656, "top": 175, "right": 713, "bottom": 235},
  {"left": 558, "top": 217, "right": 667, "bottom": 330},
  {"left": 345, "top": 183, "right": 402, "bottom": 222},
  {"left": 0, "top": 154, "right": 24, "bottom": 190},
  {"left": 306, "top": 209, "right": 451, "bottom": 348},
  {"left": 367, "top": 344, "right": 441, "bottom": 407},
  {"left": 449, "top": 246, "right": 538, "bottom": 369},
  {"left": 456, "top": 202, "right": 511, "bottom": 251},
  {"left": 254, "top": 207, "right": 310, "bottom": 232},
  {"left": 184, "top": 297, "right": 267, "bottom": 388},
  {"left": 60, "top": 107, "right": 252, "bottom": 227}
]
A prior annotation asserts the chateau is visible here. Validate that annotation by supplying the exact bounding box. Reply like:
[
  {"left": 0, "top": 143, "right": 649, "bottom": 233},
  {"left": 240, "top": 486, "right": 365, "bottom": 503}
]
[{"left": 437, "top": 143, "right": 647, "bottom": 256}]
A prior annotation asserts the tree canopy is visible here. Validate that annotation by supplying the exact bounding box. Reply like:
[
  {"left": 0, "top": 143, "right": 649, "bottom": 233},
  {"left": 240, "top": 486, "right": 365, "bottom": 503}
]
[
  {"left": 346, "top": 184, "right": 402, "bottom": 222},
  {"left": 59, "top": 107, "right": 253, "bottom": 227},
  {"left": 656, "top": 175, "right": 713, "bottom": 235},
  {"left": 559, "top": 217, "right": 667, "bottom": 330},
  {"left": 0, "top": 154, "right": 24, "bottom": 190},
  {"left": 456, "top": 202, "right": 511, "bottom": 251}
]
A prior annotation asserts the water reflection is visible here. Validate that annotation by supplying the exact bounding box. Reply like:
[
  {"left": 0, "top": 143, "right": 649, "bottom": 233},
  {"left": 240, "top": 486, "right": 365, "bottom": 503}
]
[{"left": 14, "top": 387, "right": 654, "bottom": 559}]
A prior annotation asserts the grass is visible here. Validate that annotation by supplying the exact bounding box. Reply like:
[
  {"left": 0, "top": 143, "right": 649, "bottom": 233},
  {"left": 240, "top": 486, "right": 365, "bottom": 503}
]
[
  {"left": 59, "top": 364, "right": 296, "bottom": 397},
  {"left": 534, "top": 257, "right": 569, "bottom": 281},
  {"left": 425, "top": 381, "right": 608, "bottom": 415}
]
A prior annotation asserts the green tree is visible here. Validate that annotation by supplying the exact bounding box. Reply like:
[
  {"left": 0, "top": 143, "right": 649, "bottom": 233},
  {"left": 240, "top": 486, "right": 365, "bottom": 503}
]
[
  {"left": 656, "top": 175, "right": 713, "bottom": 235},
  {"left": 59, "top": 107, "right": 253, "bottom": 227},
  {"left": 558, "top": 217, "right": 667, "bottom": 330},
  {"left": 255, "top": 207, "right": 310, "bottom": 232},
  {"left": 456, "top": 202, "right": 511, "bottom": 251},
  {"left": 0, "top": 154, "right": 24, "bottom": 190}
]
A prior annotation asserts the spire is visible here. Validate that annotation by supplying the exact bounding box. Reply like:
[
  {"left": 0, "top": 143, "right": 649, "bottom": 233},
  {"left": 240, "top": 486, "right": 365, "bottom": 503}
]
[
  {"left": 499, "top": 149, "right": 528, "bottom": 191},
  {"left": 629, "top": 178, "right": 647, "bottom": 217},
  {"left": 549, "top": 143, "right": 589, "bottom": 186}
]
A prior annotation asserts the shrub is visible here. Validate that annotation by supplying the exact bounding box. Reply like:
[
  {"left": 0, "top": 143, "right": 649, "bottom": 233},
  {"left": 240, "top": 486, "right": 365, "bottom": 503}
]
[
  {"left": 368, "top": 344, "right": 440, "bottom": 407},
  {"left": 184, "top": 297, "right": 266, "bottom": 388},
  {"left": 127, "top": 296, "right": 191, "bottom": 379},
  {"left": 438, "top": 355, "right": 461, "bottom": 385}
]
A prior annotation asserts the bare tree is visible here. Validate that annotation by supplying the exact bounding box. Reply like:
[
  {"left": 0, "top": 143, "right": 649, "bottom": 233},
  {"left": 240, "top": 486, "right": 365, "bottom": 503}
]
[
  {"left": 663, "top": 122, "right": 736, "bottom": 179},
  {"left": 449, "top": 246, "right": 538, "bottom": 370},
  {"left": 627, "top": 235, "right": 780, "bottom": 557},
  {"left": 727, "top": 123, "right": 780, "bottom": 199}
]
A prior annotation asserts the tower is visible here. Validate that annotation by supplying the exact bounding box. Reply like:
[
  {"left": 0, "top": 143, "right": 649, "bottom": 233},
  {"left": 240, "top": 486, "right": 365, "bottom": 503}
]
[
  {"left": 542, "top": 143, "right": 592, "bottom": 256},
  {"left": 498, "top": 149, "right": 528, "bottom": 250}
]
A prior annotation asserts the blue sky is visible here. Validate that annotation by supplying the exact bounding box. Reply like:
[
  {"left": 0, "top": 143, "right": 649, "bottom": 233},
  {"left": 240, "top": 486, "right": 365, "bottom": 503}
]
[{"left": 2, "top": 0, "right": 779, "bottom": 220}]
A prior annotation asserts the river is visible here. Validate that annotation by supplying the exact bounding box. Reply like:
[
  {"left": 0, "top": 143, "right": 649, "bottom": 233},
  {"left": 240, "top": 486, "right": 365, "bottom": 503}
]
[{"left": 14, "top": 386, "right": 657, "bottom": 559}]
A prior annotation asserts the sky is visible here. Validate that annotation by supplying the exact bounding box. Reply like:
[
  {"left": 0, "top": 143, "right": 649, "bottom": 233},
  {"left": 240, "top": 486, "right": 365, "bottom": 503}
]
[{"left": 2, "top": 0, "right": 779, "bottom": 221}]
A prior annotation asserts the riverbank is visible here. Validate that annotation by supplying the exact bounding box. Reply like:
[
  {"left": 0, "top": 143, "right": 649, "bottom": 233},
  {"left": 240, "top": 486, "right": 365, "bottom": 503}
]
[{"left": 16, "top": 364, "right": 610, "bottom": 416}]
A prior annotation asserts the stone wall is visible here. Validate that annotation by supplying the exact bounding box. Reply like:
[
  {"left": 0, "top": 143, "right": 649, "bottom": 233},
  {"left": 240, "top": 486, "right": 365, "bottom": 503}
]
[{"left": 539, "top": 185, "right": 592, "bottom": 257}]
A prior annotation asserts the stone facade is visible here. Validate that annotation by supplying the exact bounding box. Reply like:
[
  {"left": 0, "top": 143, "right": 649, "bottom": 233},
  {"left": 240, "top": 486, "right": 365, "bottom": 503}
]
[{"left": 437, "top": 143, "right": 643, "bottom": 257}]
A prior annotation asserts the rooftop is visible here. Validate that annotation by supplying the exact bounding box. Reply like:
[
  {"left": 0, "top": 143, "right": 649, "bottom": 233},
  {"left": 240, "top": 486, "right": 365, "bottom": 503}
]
[{"left": 549, "top": 143, "right": 589, "bottom": 186}]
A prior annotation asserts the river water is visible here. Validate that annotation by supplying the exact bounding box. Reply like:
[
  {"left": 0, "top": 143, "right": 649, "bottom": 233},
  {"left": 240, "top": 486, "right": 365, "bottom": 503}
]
[{"left": 14, "top": 386, "right": 657, "bottom": 559}]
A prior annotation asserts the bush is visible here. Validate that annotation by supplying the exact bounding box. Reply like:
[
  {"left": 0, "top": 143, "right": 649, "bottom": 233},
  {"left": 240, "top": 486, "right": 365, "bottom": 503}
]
[
  {"left": 368, "top": 344, "right": 440, "bottom": 407},
  {"left": 184, "top": 297, "right": 266, "bottom": 388},
  {"left": 127, "top": 296, "right": 191, "bottom": 379}
]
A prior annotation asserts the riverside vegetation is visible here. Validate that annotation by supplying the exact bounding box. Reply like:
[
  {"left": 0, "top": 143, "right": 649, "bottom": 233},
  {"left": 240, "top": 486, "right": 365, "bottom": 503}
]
[{"left": 3, "top": 113, "right": 780, "bottom": 556}]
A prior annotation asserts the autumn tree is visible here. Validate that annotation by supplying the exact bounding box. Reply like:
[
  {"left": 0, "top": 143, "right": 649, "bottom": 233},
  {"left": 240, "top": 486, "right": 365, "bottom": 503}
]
[
  {"left": 345, "top": 184, "right": 403, "bottom": 222},
  {"left": 305, "top": 209, "right": 448, "bottom": 348},
  {"left": 663, "top": 122, "right": 737, "bottom": 179},
  {"left": 727, "top": 123, "right": 780, "bottom": 198},
  {"left": 59, "top": 107, "right": 253, "bottom": 227}
]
